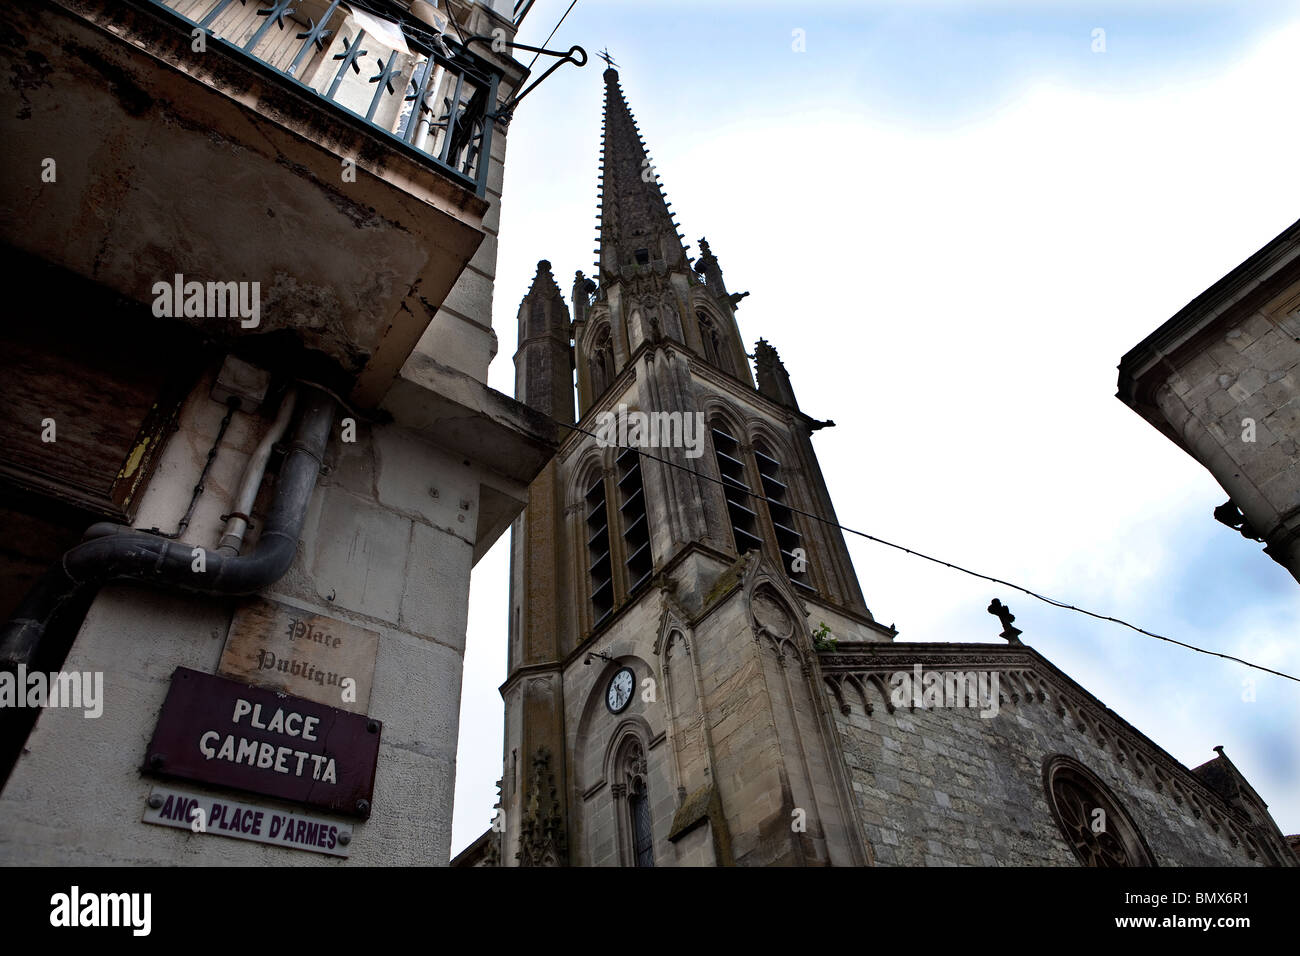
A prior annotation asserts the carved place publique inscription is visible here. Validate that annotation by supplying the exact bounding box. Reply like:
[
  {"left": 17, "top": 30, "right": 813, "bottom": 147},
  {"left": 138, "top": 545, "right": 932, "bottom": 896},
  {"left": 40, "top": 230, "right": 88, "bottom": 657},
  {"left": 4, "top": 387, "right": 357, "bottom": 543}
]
[
  {"left": 219, "top": 598, "right": 379, "bottom": 714},
  {"left": 144, "top": 667, "right": 381, "bottom": 819}
]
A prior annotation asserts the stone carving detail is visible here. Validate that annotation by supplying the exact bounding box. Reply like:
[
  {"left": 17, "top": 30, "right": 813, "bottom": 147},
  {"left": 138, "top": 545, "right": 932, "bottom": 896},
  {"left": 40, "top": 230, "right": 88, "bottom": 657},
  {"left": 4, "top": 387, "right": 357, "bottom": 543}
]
[
  {"left": 622, "top": 268, "right": 672, "bottom": 300},
  {"left": 1213, "top": 499, "right": 1264, "bottom": 542},
  {"left": 637, "top": 295, "right": 664, "bottom": 342},
  {"left": 573, "top": 270, "right": 597, "bottom": 321},
  {"left": 517, "top": 748, "right": 567, "bottom": 867},
  {"left": 619, "top": 736, "right": 655, "bottom": 867},
  {"left": 1043, "top": 755, "right": 1154, "bottom": 867},
  {"left": 693, "top": 237, "right": 748, "bottom": 307},
  {"left": 753, "top": 338, "right": 799, "bottom": 410},
  {"left": 482, "top": 777, "right": 504, "bottom": 866},
  {"left": 588, "top": 324, "right": 615, "bottom": 398},
  {"left": 659, "top": 292, "right": 683, "bottom": 342},
  {"left": 752, "top": 589, "right": 794, "bottom": 640},
  {"left": 623, "top": 737, "right": 647, "bottom": 784}
]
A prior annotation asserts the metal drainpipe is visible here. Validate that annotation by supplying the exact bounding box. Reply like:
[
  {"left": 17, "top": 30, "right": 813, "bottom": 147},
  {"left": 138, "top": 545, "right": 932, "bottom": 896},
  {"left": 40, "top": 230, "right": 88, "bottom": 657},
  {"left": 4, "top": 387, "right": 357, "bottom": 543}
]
[
  {"left": 0, "top": 385, "right": 336, "bottom": 671},
  {"left": 219, "top": 387, "right": 297, "bottom": 556}
]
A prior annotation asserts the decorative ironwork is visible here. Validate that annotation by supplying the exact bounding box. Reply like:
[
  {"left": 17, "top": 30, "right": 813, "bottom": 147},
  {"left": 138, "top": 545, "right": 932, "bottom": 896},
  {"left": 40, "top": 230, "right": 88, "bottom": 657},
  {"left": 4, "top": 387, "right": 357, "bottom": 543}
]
[
  {"left": 145, "top": 0, "right": 504, "bottom": 195},
  {"left": 244, "top": 0, "right": 297, "bottom": 54},
  {"left": 287, "top": 0, "right": 342, "bottom": 77},
  {"left": 327, "top": 31, "right": 367, "bottom": 99},
  {"left": 461, "top": 34, "right": 586, "bottom": 121},
  {"left": 368, "top": 54, "right": 403, "bottom": 121}
]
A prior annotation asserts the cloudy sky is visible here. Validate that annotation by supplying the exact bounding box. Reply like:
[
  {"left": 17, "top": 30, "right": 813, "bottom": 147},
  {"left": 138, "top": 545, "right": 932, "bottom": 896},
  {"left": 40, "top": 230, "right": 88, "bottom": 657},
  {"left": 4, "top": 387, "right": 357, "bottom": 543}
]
[{"left": 452, "top": 0, "right": 1300, "bottom": 856}]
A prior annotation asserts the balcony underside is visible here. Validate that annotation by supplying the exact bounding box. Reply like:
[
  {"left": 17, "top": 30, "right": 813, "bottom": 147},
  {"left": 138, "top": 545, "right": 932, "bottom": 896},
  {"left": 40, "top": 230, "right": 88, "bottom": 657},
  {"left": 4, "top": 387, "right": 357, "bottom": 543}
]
[{"left": 2, "top": 0, "right": 491, "bottom": 405}]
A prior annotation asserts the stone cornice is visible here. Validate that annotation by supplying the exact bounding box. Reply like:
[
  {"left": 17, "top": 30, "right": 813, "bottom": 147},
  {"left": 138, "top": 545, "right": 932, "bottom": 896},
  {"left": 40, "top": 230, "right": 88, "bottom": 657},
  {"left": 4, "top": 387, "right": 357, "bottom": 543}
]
[
  {"left": 498, "top": 660, "right": 564, "bottom": 697},
  {"left": 1117, "top": 218, "right": 1300, "bottom": 409}
]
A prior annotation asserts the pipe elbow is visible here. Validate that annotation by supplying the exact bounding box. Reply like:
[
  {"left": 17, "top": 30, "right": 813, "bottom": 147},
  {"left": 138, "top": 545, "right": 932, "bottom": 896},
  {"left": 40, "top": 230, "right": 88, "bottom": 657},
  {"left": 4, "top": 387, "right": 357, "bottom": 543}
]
[{"left": 1, "top": 385, "right": 336, "bottom": 671}]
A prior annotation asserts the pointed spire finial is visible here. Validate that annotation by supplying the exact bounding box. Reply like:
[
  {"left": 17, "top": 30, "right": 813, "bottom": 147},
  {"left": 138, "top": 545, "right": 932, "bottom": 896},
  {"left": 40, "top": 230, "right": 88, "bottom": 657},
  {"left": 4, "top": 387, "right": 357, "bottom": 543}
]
[
  {"left": 754, "top": 339, "right": 801, "bottom": 411},
  {"left": 594, "top": 68, "right": 688, "bottom": 276},
  {"left": 519, "top": 258, "right": 564, "bottom": 304},
  {"left": 516, "top": 259, "right": 574, "bottom": 424}
]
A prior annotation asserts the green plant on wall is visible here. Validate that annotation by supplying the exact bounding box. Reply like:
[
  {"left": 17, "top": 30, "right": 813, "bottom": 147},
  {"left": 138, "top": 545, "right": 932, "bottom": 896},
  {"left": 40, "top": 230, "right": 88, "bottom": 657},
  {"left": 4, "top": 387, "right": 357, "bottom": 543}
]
[{"left": 812, "top": 621, "right": 836, "bottom": 652}]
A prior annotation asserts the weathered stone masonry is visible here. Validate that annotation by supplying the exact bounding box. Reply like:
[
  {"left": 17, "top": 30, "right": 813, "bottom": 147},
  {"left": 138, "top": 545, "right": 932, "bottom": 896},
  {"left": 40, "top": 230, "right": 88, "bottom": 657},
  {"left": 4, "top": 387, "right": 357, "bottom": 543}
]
[{"left": 824, "top": 643, "right": 1291, "bottom": 866}]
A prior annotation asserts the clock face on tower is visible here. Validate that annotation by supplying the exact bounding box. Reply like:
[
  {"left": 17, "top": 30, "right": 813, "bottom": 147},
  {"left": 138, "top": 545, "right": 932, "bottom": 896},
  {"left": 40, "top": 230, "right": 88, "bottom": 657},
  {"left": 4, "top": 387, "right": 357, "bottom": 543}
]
[{"left": 606, "top": 666, "right": 635, "bottom": 714}]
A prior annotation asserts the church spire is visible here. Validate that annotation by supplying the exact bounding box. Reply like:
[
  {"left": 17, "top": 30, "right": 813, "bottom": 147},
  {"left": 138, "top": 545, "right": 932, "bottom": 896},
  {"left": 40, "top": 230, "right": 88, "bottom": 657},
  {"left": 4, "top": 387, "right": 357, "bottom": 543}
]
[
  {"left": 595, "top": 66, "right": 688, "bottom": 279},
  {"left": 514, "top": 259, "right": 574, "bottom": 425}
]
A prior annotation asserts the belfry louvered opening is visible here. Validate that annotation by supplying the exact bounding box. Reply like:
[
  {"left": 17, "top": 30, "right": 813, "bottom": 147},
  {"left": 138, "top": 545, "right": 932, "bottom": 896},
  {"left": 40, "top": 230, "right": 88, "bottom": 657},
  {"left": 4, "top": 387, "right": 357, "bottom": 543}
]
[
  {"left": 712, "top": 425, "right": 763, "bottom": 555},
  {"left": 617, "top": 447, "right": 653, "bottom": 597},
  {"left": 585, "top": 474, "right": 614, "bottom": 627},
  {"left": 754, "top": 445, "right": 813, "bottom": 593}
]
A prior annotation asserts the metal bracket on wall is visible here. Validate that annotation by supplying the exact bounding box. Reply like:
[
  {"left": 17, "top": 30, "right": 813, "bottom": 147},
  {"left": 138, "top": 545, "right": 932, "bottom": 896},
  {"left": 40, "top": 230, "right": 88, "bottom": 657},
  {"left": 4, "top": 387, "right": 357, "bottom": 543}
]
[{"left": 460, "top": 36, "right": 587, "bottom": 122}]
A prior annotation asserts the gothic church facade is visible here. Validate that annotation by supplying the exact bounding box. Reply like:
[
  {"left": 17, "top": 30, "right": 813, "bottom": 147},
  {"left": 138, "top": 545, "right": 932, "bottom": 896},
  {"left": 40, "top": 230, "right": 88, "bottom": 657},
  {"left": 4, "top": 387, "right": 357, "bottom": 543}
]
[{"left": 456, "top": 67, "right": 1295, "bottom": 867}]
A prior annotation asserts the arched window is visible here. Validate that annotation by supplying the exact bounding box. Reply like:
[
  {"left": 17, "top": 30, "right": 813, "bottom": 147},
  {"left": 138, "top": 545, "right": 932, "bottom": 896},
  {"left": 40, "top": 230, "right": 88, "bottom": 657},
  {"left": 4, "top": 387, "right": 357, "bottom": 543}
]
[
  {"left": 589, "top": 325, "right": 615, "bottom": 399},
  {"left": 1043, "top": 755, "right": 1154, "bottom": 867},
  {"left": 710, "top": 423, "right": 816, "bottom": 594},
  {"left": 582, "top": 443, "right": 652, "bottom": 635},
  {"left": 711, "top": 419, "right": 763, "bottom": 555},
  {"left": 696, "top": 311, "right": 731, "bottom": 374},
  {"left": 616, "top": 446, "right": 653, "bottom": 597},
  {"left": 753, "top": 441, "right": 813, "bottom": 594},
  {"left": 584, "top": 469, "right": 614, "bottom": 627},
  {"left": 619, "top": 737, "right": 655, "bottom": 867}
]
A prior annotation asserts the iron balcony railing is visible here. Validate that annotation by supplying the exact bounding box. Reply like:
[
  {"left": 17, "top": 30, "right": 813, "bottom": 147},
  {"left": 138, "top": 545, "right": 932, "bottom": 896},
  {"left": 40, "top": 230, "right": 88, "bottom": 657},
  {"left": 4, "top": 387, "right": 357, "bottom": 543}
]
[{"left": 144, "top": 0, "right": 500, "bottom": 196}]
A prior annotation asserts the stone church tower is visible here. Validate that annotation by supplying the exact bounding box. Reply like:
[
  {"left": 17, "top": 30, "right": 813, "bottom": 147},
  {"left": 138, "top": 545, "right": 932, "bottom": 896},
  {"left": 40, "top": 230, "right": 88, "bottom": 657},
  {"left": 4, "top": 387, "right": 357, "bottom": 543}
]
[{"left": 463, "top": 67, "right": 1296, "bottom": 868}]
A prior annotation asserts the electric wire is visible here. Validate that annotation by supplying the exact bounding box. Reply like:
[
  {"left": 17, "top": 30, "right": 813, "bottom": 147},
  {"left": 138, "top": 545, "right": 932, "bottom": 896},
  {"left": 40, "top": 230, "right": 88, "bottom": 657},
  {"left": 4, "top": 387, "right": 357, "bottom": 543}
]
[
  {"left": 548, "top": 415, "right": 1299, "bottom": 683},
  {"left": 522, "top": 0, "right": 580, "bottom": 74}
]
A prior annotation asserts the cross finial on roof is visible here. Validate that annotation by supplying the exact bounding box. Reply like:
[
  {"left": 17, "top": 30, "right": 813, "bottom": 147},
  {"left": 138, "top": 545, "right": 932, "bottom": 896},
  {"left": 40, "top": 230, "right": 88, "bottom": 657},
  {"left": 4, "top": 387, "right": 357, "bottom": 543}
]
[
  {"left": 987, "top": 598, "right": 1023, "bottom": 644},
  {"left": 598, "top": 47, "right": 618, "bottom": 68}
]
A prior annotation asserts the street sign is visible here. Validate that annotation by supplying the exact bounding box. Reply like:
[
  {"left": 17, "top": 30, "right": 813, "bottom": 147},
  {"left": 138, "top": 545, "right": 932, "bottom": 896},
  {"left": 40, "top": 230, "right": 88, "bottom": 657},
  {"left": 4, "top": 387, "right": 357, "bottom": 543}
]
[
  {"left": 142, "top": 785, "right": 353, "bottom": 857},
  {"left": 219, "top": 598, "right": 379, "bottom": 714},
  {"left": 144, "top": 667, "right": 381, "bottom": 818}
]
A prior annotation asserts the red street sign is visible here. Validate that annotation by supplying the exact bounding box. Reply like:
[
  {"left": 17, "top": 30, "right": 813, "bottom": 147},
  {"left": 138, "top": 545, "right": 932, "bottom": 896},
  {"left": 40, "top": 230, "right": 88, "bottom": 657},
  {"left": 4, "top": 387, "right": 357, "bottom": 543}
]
[{"left": 144, "top": 667, "right": 381, "bottom": 818}]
